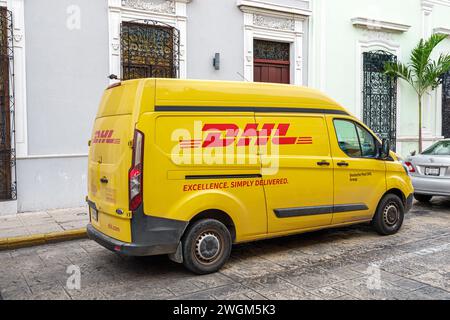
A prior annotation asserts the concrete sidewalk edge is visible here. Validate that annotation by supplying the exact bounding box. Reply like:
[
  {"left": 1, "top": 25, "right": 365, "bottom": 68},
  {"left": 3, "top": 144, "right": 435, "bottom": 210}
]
[{"left": 0, "top": 228, "right": 87, "bottom": 251}]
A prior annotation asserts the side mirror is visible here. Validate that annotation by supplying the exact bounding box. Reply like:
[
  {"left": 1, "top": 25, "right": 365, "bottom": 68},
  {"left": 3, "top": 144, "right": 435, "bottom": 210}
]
[
  {"left": 410, "top": 150, "right": 417, "bottom": 156},
  {"left": 380, "top": 139, "right": 390, "bottom": 159}
]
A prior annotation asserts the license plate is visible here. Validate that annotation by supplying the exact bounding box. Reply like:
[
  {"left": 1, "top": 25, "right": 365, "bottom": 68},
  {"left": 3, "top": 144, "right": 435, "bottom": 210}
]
[
  {"left": 425, "top": 167, "right": 440, "bottom": 176},
  {"left": 90, "top": 207, "right": 98, "bottom": 222}
]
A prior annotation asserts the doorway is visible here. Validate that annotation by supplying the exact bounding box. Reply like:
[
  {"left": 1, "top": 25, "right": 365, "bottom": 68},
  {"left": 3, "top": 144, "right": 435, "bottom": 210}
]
[{"left": 253, "top": 39, "right": 290, "bottom": 84}]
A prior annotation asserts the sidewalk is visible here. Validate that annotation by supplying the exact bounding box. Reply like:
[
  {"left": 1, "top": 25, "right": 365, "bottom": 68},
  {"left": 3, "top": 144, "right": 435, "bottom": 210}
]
[{"left": 0, "top": 207, "right": 88, "bottom": 250}]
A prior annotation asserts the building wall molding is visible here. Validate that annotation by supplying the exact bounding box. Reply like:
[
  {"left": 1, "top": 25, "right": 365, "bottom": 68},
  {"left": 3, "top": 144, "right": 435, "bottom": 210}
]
[
  {"left": 237, "top": 0, "right": 312, "bottom": 17},
  {"left": 108, "top": 0, "right": 189, "bottom": 82},
  {"left": 351, "top": 17, "right": 411, "bottom": 33},
  {"left": 16, "top": 153, "right": 88, "bottom": 160},
  {"left": 433, "top": 27, "right": 450, "bottom": 36},
  {"left": 238, "top": 1, "right": 309, "bottom": 85},
  {"left": 422, "top": 0, "right": 450, "bottom": 10}
]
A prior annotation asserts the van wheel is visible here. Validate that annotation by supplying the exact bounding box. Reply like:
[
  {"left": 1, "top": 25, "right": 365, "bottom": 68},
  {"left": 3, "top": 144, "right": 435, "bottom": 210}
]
[
  {"left": 414, "top": 194, "right": 433, "bottom": 203},
  {"left": 372, "top": 194, "right": 404, "bottom": 236},
  {"left": 181, "top": 219, "right": 232, "bottom": 275}
]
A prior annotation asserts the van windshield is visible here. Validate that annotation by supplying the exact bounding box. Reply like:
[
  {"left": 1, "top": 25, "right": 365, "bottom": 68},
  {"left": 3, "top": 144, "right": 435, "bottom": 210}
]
[{"left": 422, "top": 141, "right": 450, "bottom": 156}]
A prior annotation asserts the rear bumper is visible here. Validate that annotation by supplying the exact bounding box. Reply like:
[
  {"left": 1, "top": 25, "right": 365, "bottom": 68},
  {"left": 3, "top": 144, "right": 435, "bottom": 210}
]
[
  {"left": 411, "top": 176, "right": 450, "bottom": 196},
  {"left": 86, "top": 204, "right": 189, "bottom": 257},
  {"left": 87, "top": 223, "right": 175, "bottom": 256}
]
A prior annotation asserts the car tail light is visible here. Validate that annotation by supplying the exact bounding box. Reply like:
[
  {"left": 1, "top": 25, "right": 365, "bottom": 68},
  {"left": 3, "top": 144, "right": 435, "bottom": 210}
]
[
  {"left": 129, "top": 129, "right": 144, "bottom": 211},
  {"left": 404, "top": 161, "right": 416, "bottom": 173}
]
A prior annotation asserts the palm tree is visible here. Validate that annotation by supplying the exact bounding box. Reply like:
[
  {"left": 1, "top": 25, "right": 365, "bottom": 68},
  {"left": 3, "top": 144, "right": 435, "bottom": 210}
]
[{"left": 384, "top": 34, "right": 450, "bottom": 153}]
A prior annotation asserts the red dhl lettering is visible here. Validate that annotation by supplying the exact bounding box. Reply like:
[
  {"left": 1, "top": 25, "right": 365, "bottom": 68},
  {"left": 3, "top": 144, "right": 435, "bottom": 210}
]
[
  {"left": 179, "top": 123, "right": 313, "bottom": 148},
  {"left": 92, "top": 130, "right": 121, "bottom": 145}
]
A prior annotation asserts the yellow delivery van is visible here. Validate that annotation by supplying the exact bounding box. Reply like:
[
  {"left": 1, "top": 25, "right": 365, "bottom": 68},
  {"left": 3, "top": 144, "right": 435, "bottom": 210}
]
[{"left": 87, "top": 78, "right": 414, "bottom": 274}]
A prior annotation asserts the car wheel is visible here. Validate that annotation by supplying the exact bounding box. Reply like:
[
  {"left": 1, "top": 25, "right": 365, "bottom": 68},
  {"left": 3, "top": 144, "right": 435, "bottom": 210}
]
[
  {"left": 372, "top": 194, "right": 404, "bottom": 236},
  {"left": 414, "top": 194, "right": 433, "bottom": 203},
  {"left": 181, "top": 219, "right": 232, "bottom": 275}
]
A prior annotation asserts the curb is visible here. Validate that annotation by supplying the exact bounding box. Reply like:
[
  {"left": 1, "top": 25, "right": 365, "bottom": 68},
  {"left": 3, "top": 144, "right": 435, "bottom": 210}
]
[{"left": 0, "top": 228, "right": 88, "bottom": 251}]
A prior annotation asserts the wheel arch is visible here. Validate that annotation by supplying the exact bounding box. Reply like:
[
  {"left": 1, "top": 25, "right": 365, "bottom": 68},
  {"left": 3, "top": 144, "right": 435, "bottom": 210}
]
[
  {"left": 382, "top": 188, "right": 407, "bottom": 207},
  {"left": 189, "top": 209, "right": 237, "bottom": 242}
]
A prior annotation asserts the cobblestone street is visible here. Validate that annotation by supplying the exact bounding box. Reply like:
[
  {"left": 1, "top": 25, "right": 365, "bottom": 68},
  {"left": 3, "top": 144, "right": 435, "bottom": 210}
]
[{"left": 1, "top": 199, "right": 449, "bottom": 300}]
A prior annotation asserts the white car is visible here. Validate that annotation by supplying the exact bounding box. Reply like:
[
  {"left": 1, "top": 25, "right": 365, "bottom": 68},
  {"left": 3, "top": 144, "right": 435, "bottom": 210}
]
[{"left": 404, "top": 139, "right": 450, "bottom": 202}]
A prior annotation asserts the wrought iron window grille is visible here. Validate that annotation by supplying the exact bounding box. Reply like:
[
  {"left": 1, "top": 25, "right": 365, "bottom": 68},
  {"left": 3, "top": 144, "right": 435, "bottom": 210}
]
[
  {"left": 0, "top": 7, "right": 17, "bottom": 201},
  {"left": 362, "top": 50, "right": 398, "bottom": 151},
  {"left": 121, "top": 19, "right": 180, "bottom": 80}
]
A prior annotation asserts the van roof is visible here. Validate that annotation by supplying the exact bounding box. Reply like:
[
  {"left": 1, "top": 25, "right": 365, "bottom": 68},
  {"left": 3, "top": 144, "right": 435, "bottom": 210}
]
[{"left": 137, "top": 78, "right": 348, "bottom": 115}]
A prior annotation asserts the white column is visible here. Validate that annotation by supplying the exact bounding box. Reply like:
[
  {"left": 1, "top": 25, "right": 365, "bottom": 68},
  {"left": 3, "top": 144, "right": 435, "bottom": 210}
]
[
  {"left": 8, "top": 0, "right": 27, "bottom": 157},
  {"left": 243, "top": 12, "right": 254, "bottom": 82},
  {"left": 421, "top": 1, "right": 434, "bottom": 137},
  {"left": 175, "top": 0, "right": 188, "bottom": 79},
  {"left": 293, "top": 19, "right": 303, "bottom": 85},
  {"left": 108, "top": 0, "right": 121, "bottom": 83}
]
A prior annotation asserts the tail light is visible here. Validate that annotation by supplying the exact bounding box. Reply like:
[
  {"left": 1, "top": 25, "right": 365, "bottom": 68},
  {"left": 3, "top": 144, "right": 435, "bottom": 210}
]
[
  {"left": 129, "top": 129, "right": 144, "bottom": 211},
  {"left": 404, "top": 161, "right": 416, "bottom": 173}
]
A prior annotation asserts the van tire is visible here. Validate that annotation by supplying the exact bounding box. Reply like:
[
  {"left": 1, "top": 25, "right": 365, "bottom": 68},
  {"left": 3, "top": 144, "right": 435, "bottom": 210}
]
[
  {"left": 372, "top": 194, "right": 404, "bottom": 236},
  {"left": 181, "top": 219, "right": 232, "bottom": 275},
  {"left": 414, "top": 194, "right": 433, "bottom": 203}
]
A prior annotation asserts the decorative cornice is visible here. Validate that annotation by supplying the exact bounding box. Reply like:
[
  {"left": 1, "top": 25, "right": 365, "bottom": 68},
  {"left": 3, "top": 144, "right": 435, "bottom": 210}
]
[
  {"left": 433, "top": 27, "right": 450, "bottom": 36},
  {"left": 121, "top": 0, "right": 175, "bottom": 14},
  {"left": 237, "top": 0, "right": 312, "bottom": 17},
  {"left": 351, "top": 17, "right": 411, "bottom": 33},
  {"left": 422, "top": 0, "right": 450, "bottom": 9},
  {"left": 253, "top": 14, "right": 295, "bottom": 31}
]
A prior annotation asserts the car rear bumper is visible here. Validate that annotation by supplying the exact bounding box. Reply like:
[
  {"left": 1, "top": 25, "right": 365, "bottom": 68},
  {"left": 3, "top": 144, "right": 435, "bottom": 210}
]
[
  {"left": 87, "top": 205, "right": 189, "bottom": 257},
  {"left": 411, "top": 176, "right": 450, "bottom": 196}
]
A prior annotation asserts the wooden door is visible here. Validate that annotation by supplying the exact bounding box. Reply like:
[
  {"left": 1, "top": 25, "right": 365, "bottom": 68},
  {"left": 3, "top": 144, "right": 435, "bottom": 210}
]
[
  {"left": 253, "top": 40, "right": 290, "bottom": 84},
  {"left": 254, "top": 60, "right": 290, "bottom": 84}
]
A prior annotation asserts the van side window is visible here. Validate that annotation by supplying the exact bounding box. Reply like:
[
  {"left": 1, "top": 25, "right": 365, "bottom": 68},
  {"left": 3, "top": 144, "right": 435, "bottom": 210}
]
[
  {"left": 356, "top": 125, "right": 377, "bottom": 158},
  {"left": 334, "top": 119, "right": 377, "bottom": 158}
]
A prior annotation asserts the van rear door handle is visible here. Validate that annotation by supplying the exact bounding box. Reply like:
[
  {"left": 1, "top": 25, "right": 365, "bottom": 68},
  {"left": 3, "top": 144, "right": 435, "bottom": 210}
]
[
  {"left": 337, "top": 162, "right": 349, "bottom": 167},
  {"left": 317, "top": 161, "right": 331, "bottom": 166}
]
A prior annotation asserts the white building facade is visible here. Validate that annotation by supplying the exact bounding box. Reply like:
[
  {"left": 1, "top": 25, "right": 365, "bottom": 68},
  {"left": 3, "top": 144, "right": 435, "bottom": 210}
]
[{"left": 0, "top": 0, "right": 449, "bottom": 214}]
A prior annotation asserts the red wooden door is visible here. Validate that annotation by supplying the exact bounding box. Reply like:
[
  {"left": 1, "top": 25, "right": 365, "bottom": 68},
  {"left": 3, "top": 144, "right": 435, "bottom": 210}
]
[
  {"left": 253, "top": 40, "right": 290, "bottom": 84},
  {"left": 254, "top": 59, "right": 290, "bottom": 84}
]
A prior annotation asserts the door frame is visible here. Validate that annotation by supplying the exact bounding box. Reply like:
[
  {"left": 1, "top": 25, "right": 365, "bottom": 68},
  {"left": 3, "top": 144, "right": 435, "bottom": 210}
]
[
  {"left": 356, "top": 40, "right": 401, "bottom": 150},
  {"left": 441, "top": 71, "right": 450, "bottom": 138}
]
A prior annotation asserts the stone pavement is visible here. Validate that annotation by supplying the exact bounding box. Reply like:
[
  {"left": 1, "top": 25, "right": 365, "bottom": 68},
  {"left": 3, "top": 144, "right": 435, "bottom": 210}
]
[
  {"left": 0, "top": 207, "right": 88, "bottom": 239},
  {"left": 0, "top": 199, "right": 449, "bottom": 300}
]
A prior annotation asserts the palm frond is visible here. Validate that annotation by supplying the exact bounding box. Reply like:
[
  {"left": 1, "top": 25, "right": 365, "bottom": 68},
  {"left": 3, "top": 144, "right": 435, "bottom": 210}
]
[
  {"left": 384, "top": 61, "right": 415, "bottom": 89},
  {"left": 421, "top": 53, "right": 450, "bottom": 93},
  {"left": 409, "top": 34, "right": 448, "bottom": 79}
]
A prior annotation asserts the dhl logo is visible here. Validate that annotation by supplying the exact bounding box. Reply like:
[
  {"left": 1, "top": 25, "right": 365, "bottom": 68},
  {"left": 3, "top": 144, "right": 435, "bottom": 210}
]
[
  {"left": 92, "top": 130, "right": 121, "bottom": 145},
  {"left": 180, "top": 123, "right": 313, "bottom": 149}
]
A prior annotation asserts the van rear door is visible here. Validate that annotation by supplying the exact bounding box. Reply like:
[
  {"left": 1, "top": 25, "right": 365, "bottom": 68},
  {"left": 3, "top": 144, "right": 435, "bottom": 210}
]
[{"left": 88, "top": 82, "right": 140, "bottom": 243}]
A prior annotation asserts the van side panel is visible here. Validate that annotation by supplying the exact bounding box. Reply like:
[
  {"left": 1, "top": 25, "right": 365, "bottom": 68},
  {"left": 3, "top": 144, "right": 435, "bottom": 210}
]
[
  {"left": 256, "top": 114, "right": 334, "bottom": 234},
  {"left": 136, "top": 112, "right": 268, "bottom": 242}
]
